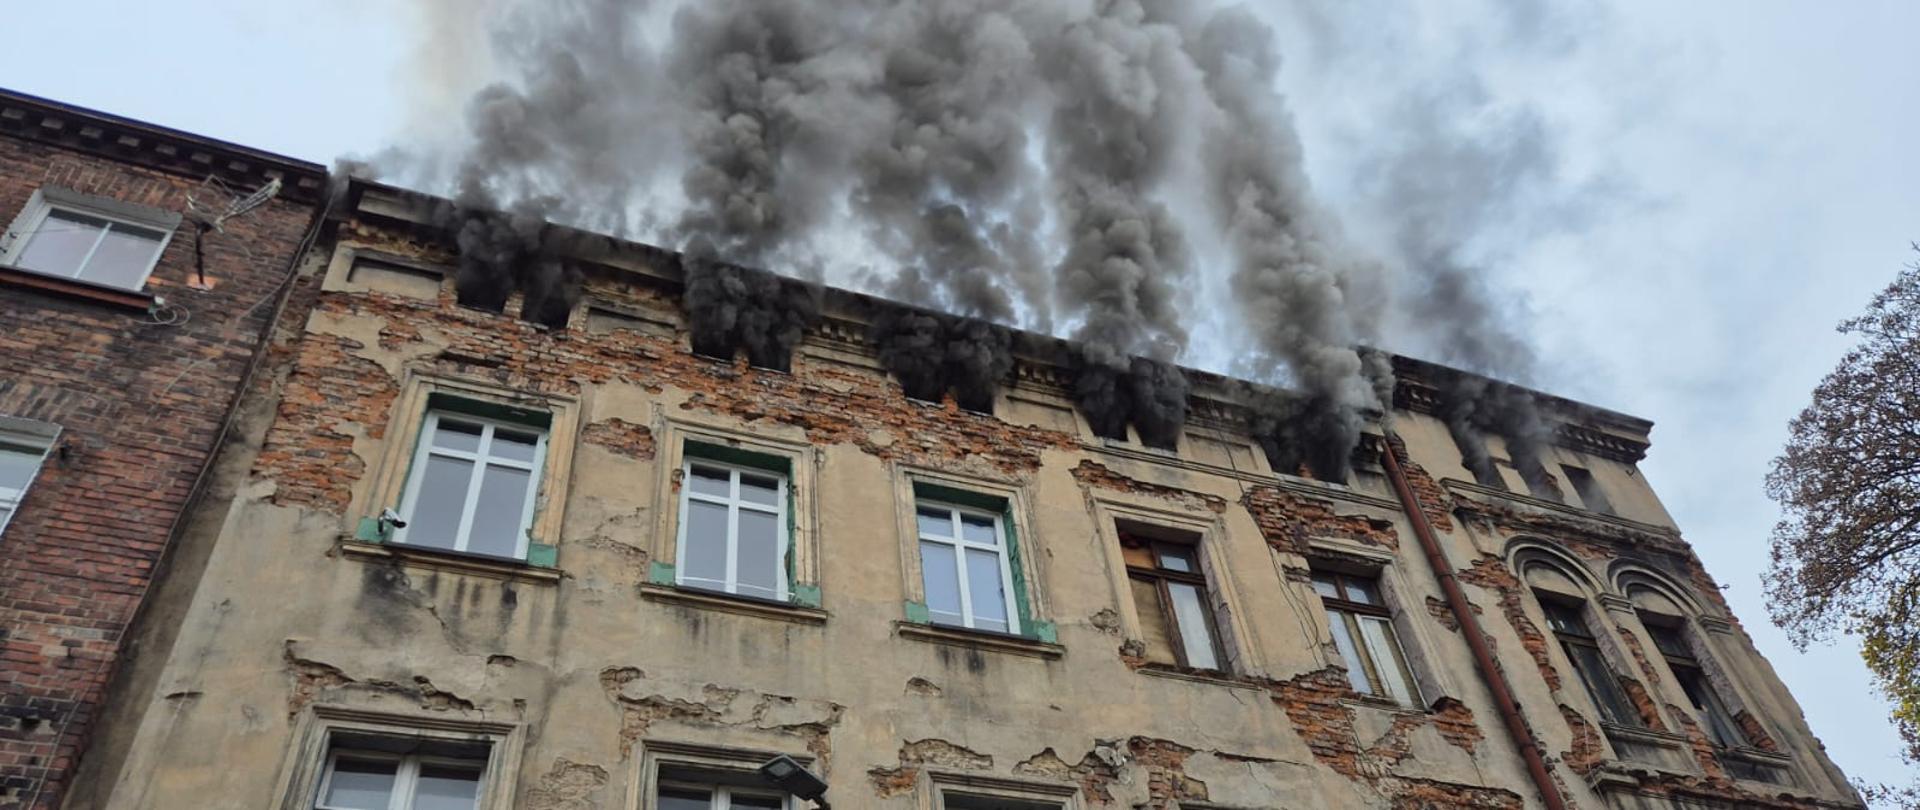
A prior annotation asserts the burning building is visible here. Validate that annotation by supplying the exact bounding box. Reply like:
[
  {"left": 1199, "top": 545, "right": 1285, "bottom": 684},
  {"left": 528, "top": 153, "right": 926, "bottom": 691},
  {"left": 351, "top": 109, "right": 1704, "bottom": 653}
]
[{"left": 4, "top": 165, "right": 1861, "bottom": 810}]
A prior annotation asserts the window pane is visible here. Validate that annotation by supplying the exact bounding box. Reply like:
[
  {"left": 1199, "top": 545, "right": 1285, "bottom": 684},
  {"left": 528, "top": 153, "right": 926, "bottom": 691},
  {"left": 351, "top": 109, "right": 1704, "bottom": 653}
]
[
  {"left": 1566, "top": 643, "right": 1638, "bottom": 726},
  {"left": 736, "top": 508, "right": 781, "bottom": 598},
  {"left": 491, "top": 429, "right": 540, "bottom": 463},
  {"left": 15, "top": 210, "right": 105, "bottom": 276},
  {"left": 79, "top": 223, "right": 165, "bottom": 289},
  {"left": 407, "top": 455, "right": 475, "bottom": 550},
  {"left": 322, "top": 757, "right": 397, "bottom": 809},
  {"left": 468, "top": 465, "right": 532, "bottom": 557},
  {"left": 965, "top": 548, "right": 1009, "bottom": 632},
  {"left": 739, "top": 474, "right": 780, "bottom": 507},
  {"left": 730, "top": 793, "right": 785, "bottom": 810},
  {"left": 917, "top": 506, "right": 953, "bottom": 538},
  {"left": 688, "top": 465, "right": 731, "bottom": 498},
  {"left": 1130, "top": 576, "right": 1176, "bottom": 663},
  {"left": 681, "top": 500, "right": 731, "bottom": 587},
  {"left": 0, "top": 445, "right": 44, "bottom": 489},
  {"left": 959, "top": 514, "right": 997, "bottom": 545},
  {"left": 1311, "top": 574, "right": 1340, "bottom": 600},
  {"left": 1326, "top": 608, "right": 1377, "bottom": 694},
  {"left": 1168, "top": 582, "right": 1220, "bottom": 670},
  {"left": 1344, "top": 577, "right": 1381, "bottom": 606},
  {"left": 920, "top": 540, "right": 963, "bottom": 623},
  {"left": 1646, "top": 623, "right": 1691, "bottom": 659},
  {"left": 658, "top": 787, "right": 712, "bottom": 810},
  {"left": 1541, "top": 600, "right": 1588, "bottom": 636},
  {"left": 1359, "top": 616, "right": 1416, "bottom": 706},
  {"left": 432, "top": 419, "right": 484, "bottom": 453},
  {"left": 412, "top": 762, "right": 483, "bottom": 810},
  {"left": 1155, "top": 545, "right": 1195, "bottom": 573}
]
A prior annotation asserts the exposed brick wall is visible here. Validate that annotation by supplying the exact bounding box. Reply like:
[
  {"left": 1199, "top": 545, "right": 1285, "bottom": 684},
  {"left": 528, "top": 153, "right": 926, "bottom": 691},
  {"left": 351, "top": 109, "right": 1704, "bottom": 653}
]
[
  {"left": 1068, "top": 459, "right": 1226, "bottom": 513},
  {"left": 0, "top": 134, "right": 316, "bottom": 808},
  {"left": 1457, "top": 556, "right": 1561, "bottom": 691},
  {"left": 1240, "top": 484, "right": 1399, "bottom": 556},
  {"left": 579, "top": 418, "right": 655, "bottom": 460}
]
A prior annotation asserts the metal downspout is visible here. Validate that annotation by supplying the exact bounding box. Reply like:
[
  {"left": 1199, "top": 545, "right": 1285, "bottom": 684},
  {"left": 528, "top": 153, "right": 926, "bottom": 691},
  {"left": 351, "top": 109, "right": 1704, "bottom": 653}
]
[{"left": 1379, "top": 432, "right": 1570, "bottom": 810}]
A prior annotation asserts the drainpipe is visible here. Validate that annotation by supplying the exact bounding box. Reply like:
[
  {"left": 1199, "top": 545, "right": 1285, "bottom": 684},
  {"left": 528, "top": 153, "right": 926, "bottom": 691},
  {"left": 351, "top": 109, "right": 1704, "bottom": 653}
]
[{"left": 1380, "top": 432, "right": 1569, "bottom": 810}]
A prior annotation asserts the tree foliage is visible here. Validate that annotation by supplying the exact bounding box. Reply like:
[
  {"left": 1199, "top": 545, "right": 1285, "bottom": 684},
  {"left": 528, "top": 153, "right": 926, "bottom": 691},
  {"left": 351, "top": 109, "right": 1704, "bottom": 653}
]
[{"left": 1766, "top": 248, "right": 1920, "bottom": 801}]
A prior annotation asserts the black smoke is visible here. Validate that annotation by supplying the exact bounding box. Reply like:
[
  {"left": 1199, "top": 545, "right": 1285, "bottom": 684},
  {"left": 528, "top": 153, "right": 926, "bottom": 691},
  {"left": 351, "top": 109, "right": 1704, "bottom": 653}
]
[
  {"left": 1440, "top": 374, "right": 1557, "bottom": 497},
  {"left": 682, "top": 250, "right": 819, "bottom": 372},
  {"left": 1071, "top": 353, "right": 1190, "bottom": 451},
  {"left": 870, "top": 309, "right": 1014, "bottom": 413}
]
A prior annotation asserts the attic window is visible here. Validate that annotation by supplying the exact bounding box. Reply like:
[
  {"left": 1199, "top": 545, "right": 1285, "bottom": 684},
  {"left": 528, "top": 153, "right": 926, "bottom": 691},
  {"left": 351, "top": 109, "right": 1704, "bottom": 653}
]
[{"left": 1562, "top": 465, "right": 1614, "bottom": 515}]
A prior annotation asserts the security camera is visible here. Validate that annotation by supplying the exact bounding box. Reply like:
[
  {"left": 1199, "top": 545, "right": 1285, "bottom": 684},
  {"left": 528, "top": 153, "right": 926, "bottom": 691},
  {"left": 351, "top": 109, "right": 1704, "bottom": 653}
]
[{"left": 378, "top": 508, "right": 408, "bottom": 530}]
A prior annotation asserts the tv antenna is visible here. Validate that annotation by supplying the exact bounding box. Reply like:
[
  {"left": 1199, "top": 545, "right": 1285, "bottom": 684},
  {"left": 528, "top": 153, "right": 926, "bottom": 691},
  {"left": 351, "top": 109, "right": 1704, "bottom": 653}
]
[{"left": 185, "top": 175, "right": 281, "bottom": 233}]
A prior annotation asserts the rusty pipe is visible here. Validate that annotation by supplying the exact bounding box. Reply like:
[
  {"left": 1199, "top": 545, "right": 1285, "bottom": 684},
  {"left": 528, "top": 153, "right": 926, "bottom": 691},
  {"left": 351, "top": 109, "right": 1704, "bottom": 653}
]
[{"left": 1380, "top": 432, "right": 1569, "bottom": 810}]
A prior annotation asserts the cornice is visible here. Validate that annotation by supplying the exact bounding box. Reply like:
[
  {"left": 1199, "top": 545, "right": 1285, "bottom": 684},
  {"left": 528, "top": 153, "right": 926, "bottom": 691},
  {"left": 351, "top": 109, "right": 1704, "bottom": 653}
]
[{"left": 0, "top": 87, "right": 327, "bottom": 206}]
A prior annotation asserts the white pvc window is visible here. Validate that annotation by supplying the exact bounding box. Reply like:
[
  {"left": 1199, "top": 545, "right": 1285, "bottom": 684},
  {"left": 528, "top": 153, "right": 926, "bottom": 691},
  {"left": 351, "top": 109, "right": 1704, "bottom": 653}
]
[
  {"left": 2, "top": 190, "right": 175, "bottom": 290},
  {"left": 0, "top": 424, "right": 56, "bottom": 536},
  {"left": 676, "top": 459, "right": 789, "bottom": 600},
  {"left": 916, "top": 499, "right": 1019, "bottom": 634},
  {"left": 315, "top": 750, "right": 483, "bottom": 810},
  {"left": 657, "top": 782, "right": 790, "bottom": 810},
  {"left": 394, "top": 411, "right": 547, "bottom": 560}
]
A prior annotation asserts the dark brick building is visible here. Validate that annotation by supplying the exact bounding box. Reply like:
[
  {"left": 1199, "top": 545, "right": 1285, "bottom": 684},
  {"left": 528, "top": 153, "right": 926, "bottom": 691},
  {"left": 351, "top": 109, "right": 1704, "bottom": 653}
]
[{"left": 0, "top": 89, "right": 325, "bottom": 808}]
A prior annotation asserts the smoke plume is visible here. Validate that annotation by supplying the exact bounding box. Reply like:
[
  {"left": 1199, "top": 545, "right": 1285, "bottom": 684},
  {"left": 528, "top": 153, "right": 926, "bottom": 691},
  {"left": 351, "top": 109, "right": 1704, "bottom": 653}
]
[{"left": 378, "top": 0, "right": 1602, "bottom": 473}]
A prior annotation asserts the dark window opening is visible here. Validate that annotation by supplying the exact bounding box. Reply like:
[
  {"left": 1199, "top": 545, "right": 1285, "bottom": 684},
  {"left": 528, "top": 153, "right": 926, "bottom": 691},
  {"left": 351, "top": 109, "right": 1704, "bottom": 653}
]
[
  {"left": 1121, "top": 528, "right": 1225, "bottom": 672},
  {"left": 1644, "top": 617, "right": 1747, "bottom": 748},
  {"left": 1539, "top": 594, "right": 1641, "bottom": 727},
  {"left": 1563, "top": 464, "right": 1614, "bottom": 515}
]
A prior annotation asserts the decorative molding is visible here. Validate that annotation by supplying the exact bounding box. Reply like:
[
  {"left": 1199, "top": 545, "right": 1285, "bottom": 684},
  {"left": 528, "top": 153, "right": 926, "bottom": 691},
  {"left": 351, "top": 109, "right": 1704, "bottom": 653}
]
[
  {"left": 639, "top": 584, "right": 828, "bottom": 626},
  {"left": 0, "top": 88, "right": 327, "bottom": 204},
  {"left": 895, "top": 621, "right": 1065, "bottom": 660},
  {"left": 338, "top": 539, "right": 563, "bottom": 584}
]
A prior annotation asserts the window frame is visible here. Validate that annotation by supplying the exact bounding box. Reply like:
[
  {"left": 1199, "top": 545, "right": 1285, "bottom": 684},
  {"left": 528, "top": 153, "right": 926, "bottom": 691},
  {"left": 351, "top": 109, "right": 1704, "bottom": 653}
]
[
  {"left": 393, "top": 409, "right": 549, "bottom": 561},
  {"left": 314, "top": 747, "right": 486, "bottom": 810},
  {"left": 1642, "top": 616, "right": 1746, "bottom": 748},
  {"left": 1539, "top": 593, "right": 1643, "bottom": 728},
  {"left": 0, "top": 421, "right": 57, "bottom": 536},
  {"left": 675, "top": 456, "right": 791, "bottom": 602},
  {"left": 656, "top": 780, "right": 793, "bottom": 810},
  {"left": 1313, "top": 569, "right": 1422, "bottom": 707},
  {"left": 0, "top": 187, "right": 179, "bottom": 290},
  {"left": 1561, "top": 464, "right": 1615, "bottom": 515},
  {"left": 1122, "top": 533, "right": 1227, "bottom": 672},
  {"left": 916, "top": 498, "right": 1021, "bottom": 635}
]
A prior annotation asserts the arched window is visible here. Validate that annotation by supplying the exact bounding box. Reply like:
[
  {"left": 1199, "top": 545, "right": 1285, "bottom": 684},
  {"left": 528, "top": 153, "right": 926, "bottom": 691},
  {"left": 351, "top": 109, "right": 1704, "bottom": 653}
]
[{"left": 1518, "top": 550, "right": 1642, "bottom": 727}]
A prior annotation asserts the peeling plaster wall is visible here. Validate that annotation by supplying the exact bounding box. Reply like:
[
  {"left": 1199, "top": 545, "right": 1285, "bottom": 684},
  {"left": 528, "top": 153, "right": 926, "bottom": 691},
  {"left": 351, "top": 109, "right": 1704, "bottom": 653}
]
[{"left": 73, "top": 194, "right": 1863, "bottom": 810}]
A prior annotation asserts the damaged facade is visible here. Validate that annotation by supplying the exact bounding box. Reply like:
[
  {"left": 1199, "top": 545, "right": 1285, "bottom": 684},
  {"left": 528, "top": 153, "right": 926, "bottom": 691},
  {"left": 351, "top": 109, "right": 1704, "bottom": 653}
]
[{"left": 0, "top": 99, "right": 1867, "bottom": 810}]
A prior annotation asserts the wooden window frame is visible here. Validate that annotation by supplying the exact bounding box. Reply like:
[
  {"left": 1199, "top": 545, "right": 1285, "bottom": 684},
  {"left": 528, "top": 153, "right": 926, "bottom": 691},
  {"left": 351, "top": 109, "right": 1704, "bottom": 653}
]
[
  {"left": 675, "top": 457, "right": 791, "bottom": 601},
  {"left": 1122, "top": 532, "right": 1227, "bottom": 672},
  {"left": 393, "top": 409, "right": 548, "bottom": 561},
  {"left": 1539, "top": 593, "right": 1642, "bottom": 727},
  {"left": 1314, "top": 569, "right": 1421, "bottom": 707}
]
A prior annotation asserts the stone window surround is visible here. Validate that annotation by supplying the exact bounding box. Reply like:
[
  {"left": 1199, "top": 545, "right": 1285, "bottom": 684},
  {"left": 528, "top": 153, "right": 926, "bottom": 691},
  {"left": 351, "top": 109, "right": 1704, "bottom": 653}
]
[
  {"left": 271, "top": 704, "right": 525, "bottom": 810},
  {"left": 1090, "top": 497, "right": 1259, "bottom": 678},
  {"left": 918, "top": 770, "right": 1083, "bottom": 810},
  {"left": 629, "top": 739, "right": 815, "bottom": 810},
  {"left": 892, "top": 464, "right": 1056, "bottom": 646},
  {"left": 1302, "top": 535, "right": 1464, "bottom": 709},
  {"left": 645, "top": 416, "right": 822, "bottom": 611},
  {"left": 352, "top": 370, "right": 580, "bottom": 569}
]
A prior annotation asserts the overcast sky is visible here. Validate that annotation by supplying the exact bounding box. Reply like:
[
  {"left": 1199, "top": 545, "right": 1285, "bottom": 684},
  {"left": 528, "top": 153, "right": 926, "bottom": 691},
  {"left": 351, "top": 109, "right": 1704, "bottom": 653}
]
[{"left": 5, "top": 0, "right": 1914, "bottom": 795}]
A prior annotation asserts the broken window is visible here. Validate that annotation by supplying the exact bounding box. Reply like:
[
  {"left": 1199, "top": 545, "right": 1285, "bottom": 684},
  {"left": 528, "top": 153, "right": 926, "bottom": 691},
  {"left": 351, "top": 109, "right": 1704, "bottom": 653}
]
[
  {"left": 0, "top": 187, "right": 178, "bottom": 291},
  {"left": 916, "top": 498, "right": 1019, "bottom": 634},
  {"left": 1539, "top": 595, "right": 1641, "bottom": 727},
  {"left": 1122, "top": 530, "right": 1227, "bottom": 672},
  {"left": 1643, "top": 616, "right": 1746, "bottom": 748},
  {"left": 1314, "top": 570, "right": 1420, "bottom": 706},
  {"left": 314, "top": 747, "right": 485, "bottom": 810},
  {"left": 0, "top": 419, "right": 57, "bottom": 536},
  {"left": 1562, "top": 464, "right": 1615, "bottom": 515},
  {"left": 676, "top": 449, "right": 790, "bottom": 602},
  {"left": 657, "top": 782, "right": 790, "bottom": 810},
  {"left": 393, "top": 407, "right": 548, "bottom": 560}
]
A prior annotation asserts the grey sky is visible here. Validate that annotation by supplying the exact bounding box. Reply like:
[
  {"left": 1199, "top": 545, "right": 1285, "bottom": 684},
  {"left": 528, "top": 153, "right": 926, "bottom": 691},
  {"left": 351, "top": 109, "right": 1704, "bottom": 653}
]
[{"left": 6, "top": 0, "right": 1914, "bottom": 794}]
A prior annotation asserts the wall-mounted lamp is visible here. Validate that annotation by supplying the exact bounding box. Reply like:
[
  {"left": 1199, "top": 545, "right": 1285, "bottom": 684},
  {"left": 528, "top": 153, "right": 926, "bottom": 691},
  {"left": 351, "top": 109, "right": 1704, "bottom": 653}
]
[{"left": 758, "top": 754, "right": 830, "bottom": 808}]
